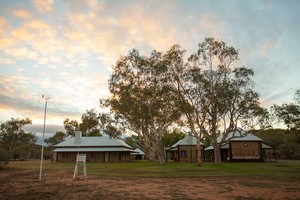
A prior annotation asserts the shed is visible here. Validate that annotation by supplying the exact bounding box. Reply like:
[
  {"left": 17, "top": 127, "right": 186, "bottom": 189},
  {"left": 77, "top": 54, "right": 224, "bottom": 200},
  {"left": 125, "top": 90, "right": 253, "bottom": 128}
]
[{"left": 131, "top": 148, "right": 146, "bottom": 160}]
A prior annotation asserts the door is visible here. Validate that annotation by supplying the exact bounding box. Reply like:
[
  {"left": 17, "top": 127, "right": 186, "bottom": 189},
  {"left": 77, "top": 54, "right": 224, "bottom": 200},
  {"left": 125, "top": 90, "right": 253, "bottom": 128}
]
[{"left": 104, "top": 152, "right": 109, "bottom": 162}]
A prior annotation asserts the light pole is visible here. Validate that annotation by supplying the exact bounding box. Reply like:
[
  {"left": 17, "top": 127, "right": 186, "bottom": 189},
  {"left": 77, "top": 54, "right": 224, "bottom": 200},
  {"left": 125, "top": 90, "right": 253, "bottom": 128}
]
[{"left": 39, "top": 95, "right": 50, "bottom": 181}]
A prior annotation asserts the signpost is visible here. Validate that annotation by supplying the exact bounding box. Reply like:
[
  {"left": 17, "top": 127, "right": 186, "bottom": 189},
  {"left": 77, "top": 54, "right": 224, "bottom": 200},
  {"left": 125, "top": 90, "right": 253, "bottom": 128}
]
[{"left": 73, "top": 131, "right": 87, "bottom": 180}]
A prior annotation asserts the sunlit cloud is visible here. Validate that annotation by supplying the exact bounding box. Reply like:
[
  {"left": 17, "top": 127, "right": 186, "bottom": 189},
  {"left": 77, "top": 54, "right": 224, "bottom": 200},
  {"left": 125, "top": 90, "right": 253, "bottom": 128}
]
[{"left": 0, "top": 0, "right": 299, "bottom": 127}]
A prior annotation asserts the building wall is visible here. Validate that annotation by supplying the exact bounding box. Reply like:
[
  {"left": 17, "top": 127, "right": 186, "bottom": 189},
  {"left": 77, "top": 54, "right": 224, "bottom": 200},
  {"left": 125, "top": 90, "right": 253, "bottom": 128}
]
[
  {"left": 55, "top": 151, "right": 131, "bottom": 163},
  {"left": 56, "top": 152, "right": 77, "bottom": 162},
  {"left": 177, "top": 145, "right": 204, "bottom": 163},
  {"left": 230, "top": 141, "right": 262, "bottom": 161}
]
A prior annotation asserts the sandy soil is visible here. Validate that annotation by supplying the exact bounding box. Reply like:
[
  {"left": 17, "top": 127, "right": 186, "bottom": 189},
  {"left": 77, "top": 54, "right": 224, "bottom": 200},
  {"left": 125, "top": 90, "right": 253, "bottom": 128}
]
[{"left": 0, "top": 168, "right": 299, "bottom": 200}]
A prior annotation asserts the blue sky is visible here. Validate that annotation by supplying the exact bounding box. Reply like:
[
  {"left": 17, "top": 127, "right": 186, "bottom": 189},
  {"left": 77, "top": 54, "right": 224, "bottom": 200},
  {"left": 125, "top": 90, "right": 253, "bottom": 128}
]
[{"left": 0, "top": 0, "right": 299, "bottom": 127}]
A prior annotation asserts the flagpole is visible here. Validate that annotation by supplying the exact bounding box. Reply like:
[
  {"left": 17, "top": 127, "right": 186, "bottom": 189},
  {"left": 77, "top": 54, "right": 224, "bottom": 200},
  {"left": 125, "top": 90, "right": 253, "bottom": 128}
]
[{"left": 39, "top": 95, "right": 50, "bottom": 181}]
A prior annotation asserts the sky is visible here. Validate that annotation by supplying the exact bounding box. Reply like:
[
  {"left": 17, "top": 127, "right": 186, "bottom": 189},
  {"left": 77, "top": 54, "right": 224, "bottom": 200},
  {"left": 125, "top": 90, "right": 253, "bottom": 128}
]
[{"left": 1, "top": 0, "right": 300, "bottom": 135}]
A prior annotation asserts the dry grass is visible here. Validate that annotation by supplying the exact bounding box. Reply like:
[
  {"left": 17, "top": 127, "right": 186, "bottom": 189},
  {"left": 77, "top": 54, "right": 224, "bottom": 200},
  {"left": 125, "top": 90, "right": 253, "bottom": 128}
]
[{"left": 0, "top": 160, "right": 299, "bottom": 200}]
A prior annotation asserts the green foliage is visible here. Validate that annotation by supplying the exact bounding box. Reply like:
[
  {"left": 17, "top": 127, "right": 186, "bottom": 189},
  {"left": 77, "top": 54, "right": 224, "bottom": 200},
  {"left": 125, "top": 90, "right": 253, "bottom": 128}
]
[
  {"left": 98, "top": 112, "right": 124, "bottom": 138},
  {"left": 252, "top": 129, "right": 300, "bottom": 159},
  {"left": 63, "top": 118, "right": 79, "bottom": 137},
  {"left": 271, "top": 90, "right": 300, "bottom": 130},
  {"left": 0, "top": 118, "right": 36, "bottom": 160},
  {"left": 64, "top": 109, "right": 105, "bottom": 137},
  {"left": 44, "top": 131, "right": 66, "bottom": 146},
  {"left": 168, "top": 38, "right": 262, "bottom": 164},
  {"left": 161, "top": 128, "right": 185, "bottom": 148},
  {"left": 105, "top": 48, "right": 184, "bottom": 164},
  {"left": 294, "top": 89, "right": 300, "bottom": 105},
  {"left": 99, "top": 38, "right": 264, "bottom": 165},
  {"left": 272, "top": 103, "right": 300, "bottom": 130},
  {"left": 0, "top": 147, "right": 9, "bottom": 168},
  {"left": 124, "top": 135, "right": 140, "bottom": 149},
  {"left": 80, "top": 108, "right": 102, "bottom": 136}
]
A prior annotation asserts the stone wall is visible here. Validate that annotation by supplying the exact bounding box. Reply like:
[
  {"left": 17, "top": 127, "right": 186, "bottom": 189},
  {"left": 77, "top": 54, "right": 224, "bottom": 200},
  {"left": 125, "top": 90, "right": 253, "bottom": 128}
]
[
  {"left": 178, "top": 145, "right": 204, "bottom": 162},
  {"left": 55, "top": 151, "right": 131, "bottom": 162},
  {"left": 230, "top": 141, "right": 262, "bottom": 160}
]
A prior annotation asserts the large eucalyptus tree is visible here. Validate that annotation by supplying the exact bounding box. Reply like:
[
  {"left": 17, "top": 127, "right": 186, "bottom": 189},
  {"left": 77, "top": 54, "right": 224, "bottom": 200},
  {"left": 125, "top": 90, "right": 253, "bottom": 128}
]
[
  {"left": 167, "top": 38, "right": 261, "bottom": 164},
  {"left": 105, "top": 49, "right": 182, "bottom": 164}
]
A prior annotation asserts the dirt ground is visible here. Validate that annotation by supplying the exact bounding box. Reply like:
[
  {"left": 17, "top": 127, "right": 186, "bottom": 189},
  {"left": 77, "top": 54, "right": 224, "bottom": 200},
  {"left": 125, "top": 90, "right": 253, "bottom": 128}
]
[{"left": 0, "top": 168, "right": 299, "bottom": 200}]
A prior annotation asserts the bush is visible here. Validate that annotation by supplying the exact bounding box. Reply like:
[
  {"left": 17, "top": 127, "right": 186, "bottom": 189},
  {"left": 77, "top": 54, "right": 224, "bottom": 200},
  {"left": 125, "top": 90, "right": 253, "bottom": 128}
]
[{"left": 0, "top": 150, "right": 9, "bottom": 168}]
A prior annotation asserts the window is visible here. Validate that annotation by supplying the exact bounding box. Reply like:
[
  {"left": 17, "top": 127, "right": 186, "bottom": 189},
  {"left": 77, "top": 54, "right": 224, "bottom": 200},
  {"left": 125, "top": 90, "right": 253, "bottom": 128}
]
[
  {"left": 63, "top": 152, "right": 68, "bottom": 158},
  {"left": 91, "top": 152, "right": 96, "bottom": 158},
  {"left": 181, "top": 150, "right": 187, "bottom": 158}
]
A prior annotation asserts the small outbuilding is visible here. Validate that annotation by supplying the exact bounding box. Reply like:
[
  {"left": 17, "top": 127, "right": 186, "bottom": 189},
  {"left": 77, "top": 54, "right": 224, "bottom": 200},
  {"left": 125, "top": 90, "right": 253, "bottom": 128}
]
[
  {"left": 205, "top": 130, "right": 272, "bottom": 162},
  {"left": 166, "top": 135, "right": 204, "bottom": 163},
  {"left": 131, "top": 148, "right": 146, "bottom": 160},
  {"left": 52, "top": 136, "right": 134, "bottom": 163}
]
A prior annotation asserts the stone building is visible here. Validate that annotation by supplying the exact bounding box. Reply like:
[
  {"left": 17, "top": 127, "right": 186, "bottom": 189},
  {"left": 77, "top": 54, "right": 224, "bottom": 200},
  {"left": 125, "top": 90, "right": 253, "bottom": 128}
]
[
  {"left": 205, "top": 130, "right": 272, "bottom": 162},
  {"left": 166, "top": 135, "right": 204, "bottom": 163},
  {"left": 52, "top": 136, "right": 134, "bottom": 163}
]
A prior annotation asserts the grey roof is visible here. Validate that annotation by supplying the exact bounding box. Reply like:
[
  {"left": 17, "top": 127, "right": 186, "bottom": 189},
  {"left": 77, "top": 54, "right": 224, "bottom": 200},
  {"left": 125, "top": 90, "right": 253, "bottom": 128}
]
[
  {"left": 230, "top": 133, "right": 262, "bottom": 141},
  {"left": 54, "top": 136, "right": 132, "bottom": 149},
  {"left": 217, "top": 129, "right": 246, "bottom": 143},
  {"left": 54, "top": 147, "right": 135, "bottom": 152},
  {"left": 205, "top": 142, "right": 272, "bottom": 151},
  {"left": 261, "top": 143, "right": 272, "bottom": 149},
  {"left": 131, "top": 148, "right": 145, "bottom": 155},
  {"left": 170, "top": 135, "right": 204, "bottom": 149},
  {"left": 205, "top": 143, "right": 230, "bottom": 151}
]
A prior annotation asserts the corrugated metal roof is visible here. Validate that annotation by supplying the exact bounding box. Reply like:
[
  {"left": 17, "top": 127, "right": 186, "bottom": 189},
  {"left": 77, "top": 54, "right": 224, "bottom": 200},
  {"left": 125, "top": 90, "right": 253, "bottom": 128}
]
[
  {"left": 261, "top": 143, "right": 272, "bottom": 149},
  {"left": 205, "top": 143, "right": 230, "bottom": 151},
  {"left": 132, "top": 148, "right": 145, "bottom": 155},
  {"left": 217, "top": 129, "right": 246, "bottom": 143},
  {"left": 54, "top": 147, "right": 135, "bottom": 152},
  {"left": 230, "top": 133, "right": 262, "bottom": 141},
  {"left": 54, "top": 136, "right": 132, "bottom": 149},
  {"left": 170, "top": 135, "right": 203, "bottom": 149},
  {"left": 204, "top": 141, "right": 272, "bottom": 151}
]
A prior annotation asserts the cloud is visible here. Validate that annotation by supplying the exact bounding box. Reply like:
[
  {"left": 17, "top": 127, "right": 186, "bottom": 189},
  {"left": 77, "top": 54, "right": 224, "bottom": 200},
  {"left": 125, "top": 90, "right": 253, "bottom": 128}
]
[
  {"left": 0, "top": 58, "right": 16, "bottom": 65},
  {"left": 0, "top": 0, "right": 299, "bottom": 127},
  {"left": 4, "top": 47, "right": 38, "bottom": 60},
  {"left": 259, "top": 39, "right": 278, "bottom": 56},
  {"left": 32, "top": 0, "right": 54, "bottom": 13},
  {"left": 0, "top": 74, "right": 82, "bottom": 124},
  {"left": 0, "top": 16, "right": 9, "bottom": 29},
  {"left": 11, "top": 9, "right": 32, "bottom": 19}
]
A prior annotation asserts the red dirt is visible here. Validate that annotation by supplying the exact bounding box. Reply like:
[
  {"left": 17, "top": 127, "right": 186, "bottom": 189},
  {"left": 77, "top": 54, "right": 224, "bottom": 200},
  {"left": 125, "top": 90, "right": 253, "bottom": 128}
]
[{"left": 0, "top": 168, "right": 299, "bottom": 200}]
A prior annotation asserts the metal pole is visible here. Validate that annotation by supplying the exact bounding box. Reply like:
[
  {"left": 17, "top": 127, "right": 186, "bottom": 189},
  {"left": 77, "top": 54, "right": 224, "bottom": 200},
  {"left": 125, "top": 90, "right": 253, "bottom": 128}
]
[{"left": 39, "top": 96, "right": 49, "bottom": 181}]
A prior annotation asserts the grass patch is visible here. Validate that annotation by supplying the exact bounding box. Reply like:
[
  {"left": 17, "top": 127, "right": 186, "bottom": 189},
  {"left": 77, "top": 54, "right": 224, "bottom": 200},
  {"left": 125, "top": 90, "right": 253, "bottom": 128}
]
[{"left": 5, "top": 160, "right": 300, "bottom": 179}]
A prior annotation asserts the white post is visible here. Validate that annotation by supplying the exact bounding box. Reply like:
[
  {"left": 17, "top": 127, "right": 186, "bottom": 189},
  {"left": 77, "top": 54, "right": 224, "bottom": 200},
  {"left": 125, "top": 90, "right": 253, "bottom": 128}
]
[{"left": 39, "top": 95, "right": 50, "bottom": 181}]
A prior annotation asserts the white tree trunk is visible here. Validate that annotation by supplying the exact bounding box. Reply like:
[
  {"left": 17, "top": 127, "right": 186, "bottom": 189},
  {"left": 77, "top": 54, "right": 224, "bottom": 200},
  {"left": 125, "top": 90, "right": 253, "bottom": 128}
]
[{"left": 196, "top": 137, "right": 202, "bottom": 167}]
